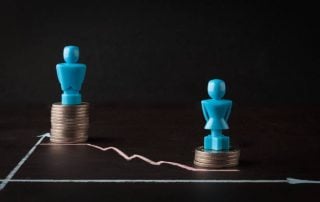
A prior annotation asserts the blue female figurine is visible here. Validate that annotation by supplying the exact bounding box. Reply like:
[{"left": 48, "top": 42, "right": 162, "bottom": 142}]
[
  {"left": 201, "top": 79, "right": 232, "bottom": 150},
  {"left": 56, "top": 46, "right": 86, "bottom": 105}
]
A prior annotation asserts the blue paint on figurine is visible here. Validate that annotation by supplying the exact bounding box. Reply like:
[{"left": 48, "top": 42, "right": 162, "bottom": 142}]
[
  {"left": 201, "top": 79, "right": 232, "bottom": 150},
  {"left": 56, "top": 46, "right": 86, "bottom": 105}
]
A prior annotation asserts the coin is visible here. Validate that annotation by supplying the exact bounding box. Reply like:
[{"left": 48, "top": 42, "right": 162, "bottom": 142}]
[
  {"left": 193, "top": 146, "right": 240, "bottom": 168},
  {"left": 194, "top": 160, "right": 238, "bottom": 168},
  {"left": 195, "top": 146, "right": 240, "bottom": 156},
  {"left": 50, "top": 119, "right": 89, "bottom": 124},
  {"left": 50, "top": 102, "right": 89, "bottom": 143},
  {"left": 194, "top": 156, "right": 239, "bottom": 163},
  {"left": 50, "top": 129, "right": 89, "bottom": 134},
  {"left": 50, "top": 137, "right": 88, "bottom": 144},
  {"left": 51, "top": 113, "right": 89, "bottom": 117},
  {"left": 52, "top": 102, "right": 89, "bottom": 107}
]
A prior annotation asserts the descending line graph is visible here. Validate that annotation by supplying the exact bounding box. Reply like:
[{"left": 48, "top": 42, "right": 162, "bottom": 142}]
[
  {"left": 40, "top": 143, "right": 239, "bottom": 172},
  {"left": 1, "top": 133, "right": 319, "bottom": 193}
]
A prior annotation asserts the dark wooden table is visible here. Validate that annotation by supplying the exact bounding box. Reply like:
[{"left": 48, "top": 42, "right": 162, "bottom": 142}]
[{"left": 0, "top": 105, "right": 319, "bottom": 201}]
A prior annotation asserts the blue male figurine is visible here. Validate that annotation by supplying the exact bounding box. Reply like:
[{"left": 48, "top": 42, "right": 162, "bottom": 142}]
[
  {"left": 56, "top": 46, "right": 86, "bottom": 105},
  {"left": 202, "top": 79, "right": 232, "bottom": 150}
]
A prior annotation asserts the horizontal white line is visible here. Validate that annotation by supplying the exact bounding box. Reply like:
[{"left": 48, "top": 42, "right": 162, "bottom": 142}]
[
  {"left": 0, "top": 178, "right": 319, "bottom": 184},
  {"left": 0, "top": 179, "right": 287, "bottom": 183}
]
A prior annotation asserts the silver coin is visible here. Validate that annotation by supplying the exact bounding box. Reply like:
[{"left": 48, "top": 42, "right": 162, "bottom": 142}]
[
  {"left": 51, "top": 120, "right": 89, "bottom": 125},
  {"left": 51, "top": 106, "right": 89, "bottom": 109},
  {"left": 51, "top": 121, "right": 89, "bottom": 125},
  {"left": 51, "top": 112, "right": 89, "bottom": 116},
  {"left": 51, "top": 107, "right": 89, "bottom": 113},
  {"left": 50, "top": 102, "right": 90, "bottom": 143},
  {"left": 50, "top": 118, "right": 89, "bottom": 123},
  {"left": 194, "top": 159, "right": 239, "bottom": 166},
  {"left": 51, "top": 116, "right": 89, "bottom": 119},
  {"left": 51, "top": 108, "right": 89, "bottom": 112},
  {"left": 51, "top": 124, "right": 89, "bottom": 128},
  {"left": 50, "top": 134, "right": 88, "bottom": 139},
  {"left": 195, "top": 146, "right": 240, "bottom": 157},
  {"left": 51, "top": 128, "right": 89, "bottom": 134},
  {"left": 50, "top": 136, "right": 88, "bottom": 141},
  {"left": 50, "top": 135, "right": 88, "bottom": 140},
  {"left": 51, "top": 109, "right": 89, "bottom": 115},
  {"left": 194, "top": 152, "right": 239, "bottom": 159},
  {"left": 52, "top": 102, "right": 89, "bottom": 106},
  {"left": 193, "top": 160, "right": 239, "bottom": 168},
  {"left": 50, "top": 133, "right": 87, "bottom": 136},
  {"left": 51, "top": 123, "right": 89, "bottom": 127},
  {"left": 50, "top": 133, "right": 88, "bottom": 137},
  {"left": 52, "top": 107, "right": 89, "bottom": 112},
  {"left": 50, "top": 129, "right": 88, "bottom": 134},
  {"left": 50, "top": 136, "right": 88, "bottom": 142},
  {"left": 51, "top": 113, "right": 89, "bottom": 118},
  {"left": 50, "top": 137, "right": 88, "bottom": 143},
  {"left": 194, "top": 156, "right": 239, "bottom": 164},
  {"left": 51, "top": 113, "right": 89, "bottom": 116},
  {"left": 52, "top": 106, "right": 88, "bottom": 108},
  {"left": 51, "top": 119, "right": 89, "bottom": 123},
  {"left": 51, "top": 111, "right": 89, "bottom": 115},
  {"left": 194, "top": 155, "right": 239, "bottom": 162},
  {"left": 51, "top": 127, "right": 89, "bottom": 134},
  {"left": 193, "top": 146, "right": 240, "bottom": 168}
]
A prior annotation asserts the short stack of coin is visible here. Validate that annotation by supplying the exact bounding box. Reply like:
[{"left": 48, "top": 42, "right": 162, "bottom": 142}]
[
  {"left": 50, "top": 102, "right": 89, "bottom": 143},
  {"left": 194, "top": 146, "right": 240, "bottom": 168}
]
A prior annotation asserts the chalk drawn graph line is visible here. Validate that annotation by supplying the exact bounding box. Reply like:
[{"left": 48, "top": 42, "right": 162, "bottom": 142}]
[
  {"left": 0, "top": 133, "right": 50, "bottom": 191},
  {"left": 1, "top": 132, "right": 319, "bottom": 193},
  {"left": 40, "top": 142, "right": 239, "bottom": 172},
  {"left": 0, "top": 178, "right": 319, "bottom": 184}
]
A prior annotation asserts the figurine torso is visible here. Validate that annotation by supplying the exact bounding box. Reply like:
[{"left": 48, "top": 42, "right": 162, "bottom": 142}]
[
  {"left": 56, "top": 63, "right": 86, "bottom": 92},
  {"left": 201, "top": 99, "right": 232, "bottom": 130}
]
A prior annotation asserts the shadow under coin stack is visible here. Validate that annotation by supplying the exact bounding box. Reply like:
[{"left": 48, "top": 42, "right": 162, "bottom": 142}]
[
  {"left": 194, "top": 146, "right": 240, "bottom": 168},
  {"left": 50, "top": 103, "right": 89, "bottom": 143}
]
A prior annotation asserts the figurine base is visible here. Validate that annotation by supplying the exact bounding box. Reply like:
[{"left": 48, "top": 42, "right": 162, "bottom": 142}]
[
  {"left": 62, "top": 94, "right": 82, "bottom": 105},
  {"left": 204, "top": 134, "right": 230, "bottom": 150},
  {"left": 193, "top": 146, "right": 240, "bottom": 168}
]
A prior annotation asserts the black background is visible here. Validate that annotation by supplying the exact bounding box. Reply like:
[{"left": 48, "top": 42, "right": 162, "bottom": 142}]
[
  {"left": 1, "top": 2, "right": 320, "bottom": 201},
  {"left": 0, "top": 0, "right": 318, "bottom": 107}
]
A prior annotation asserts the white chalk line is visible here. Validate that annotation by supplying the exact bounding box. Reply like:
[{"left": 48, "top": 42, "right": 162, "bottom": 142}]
[
  {"left": 40, "top": 142, "right": 239, "bottom": 172},
  {"left": 0, "top": 178, "right": 319, "bottom": 184},
  {"left": 1, "top": 133, "right": 318, "bottom": 190},
  {"left": 0, "top": 133, "right": 50, "bottom": 191}
]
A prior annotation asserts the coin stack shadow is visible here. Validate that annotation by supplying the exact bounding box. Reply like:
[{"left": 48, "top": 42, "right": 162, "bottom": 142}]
[
  {"left": 194, "top": 146, "right": 240, "bottom": 168},
  {"left": 50, "top": 102, "right": 89, "bottom": 143}
]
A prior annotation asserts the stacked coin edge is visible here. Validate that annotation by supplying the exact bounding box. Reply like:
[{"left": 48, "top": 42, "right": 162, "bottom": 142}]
[
  {"left": 194, "top": 146, "right": 240, "bottom": 168},
  {"left": 50, "top": 102, "right": 89, "bottom": 143}
]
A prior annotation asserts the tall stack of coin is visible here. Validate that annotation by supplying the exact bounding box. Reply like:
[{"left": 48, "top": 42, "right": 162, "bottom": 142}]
[
  {"left": 50, "top": 102, "right": 89, "bottom": 143},
  {"left": 194, "top": 146, "right": 240, "bottom": 168}
]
